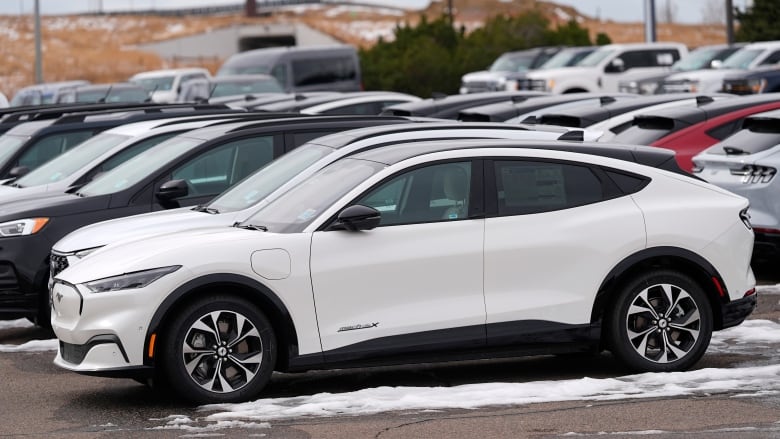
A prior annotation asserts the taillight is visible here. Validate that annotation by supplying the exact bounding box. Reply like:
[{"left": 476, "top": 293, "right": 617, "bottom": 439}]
[
  {"left": 730, "top": 165, "right": 776, "bottom": 183},
  {"left": 744, "top": 288, "right": 756, "bottom": 297}
]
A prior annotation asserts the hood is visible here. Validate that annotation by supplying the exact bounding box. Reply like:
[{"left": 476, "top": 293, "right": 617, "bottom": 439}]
[
  {"left": 53, "top": 206, "right": 238, "bottom": 253},
  {"left": 461, "top": 71, "right": 509, "bottom": 82},
  {"left": 56, "top": 226, "right": 275, "bottom": 285},
  {"left": 665, "top": 69, "right": 742, "bottom": 83},
  {"left": 150, "top": 90, "right": 177, "bottom": 103},
  {"left": 0, "top": 192, "right": 108, "bottom": 222},
  {"left": 0, "top": 184, "right": 51, "bottom": 205},
  {"left": 526, "top": 66, "right": 590, "bottom": 80}
]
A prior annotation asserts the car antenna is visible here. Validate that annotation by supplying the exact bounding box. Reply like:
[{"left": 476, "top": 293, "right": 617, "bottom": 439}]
[
  {"left": 206, "top": 83, "right": 218, "bottom": 103},
  {"left": 696, "top": 96, "right": 715, "bottom": 106},
  {"left": 98, "top": 84, "right": 114, "bottom": 104},
  {"left": 144, "top": 84, "right": 159, "bottom": 103},
  {"left": 599, "top": 96, "right": 616, "bottom": 106}
]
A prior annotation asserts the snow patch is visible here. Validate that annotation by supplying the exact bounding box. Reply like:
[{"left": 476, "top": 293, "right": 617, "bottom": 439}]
[
  {"left": 0, "top": 318, "right": 34, "bottom": 330},
  {"left": 0, "top": 339, "right": 58, "bottom": 352}
]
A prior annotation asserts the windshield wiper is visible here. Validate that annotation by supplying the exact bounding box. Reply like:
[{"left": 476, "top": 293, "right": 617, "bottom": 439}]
[
  {"left": 192, "top": 204, "right": 220, "bottom": 214},
  {"left": 233, "top": 222, "right": 267, "bottom": 232}
]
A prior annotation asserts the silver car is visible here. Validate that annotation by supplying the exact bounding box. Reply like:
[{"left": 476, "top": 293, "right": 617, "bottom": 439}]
[{"left": 692, "top": 108, "right": 780, "bottom": 263}]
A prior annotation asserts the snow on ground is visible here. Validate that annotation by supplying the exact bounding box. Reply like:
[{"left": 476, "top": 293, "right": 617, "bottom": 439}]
[
  {"left": 0, "top": 318, "right": 33, "bottom": 330},
  {"left": 142, "top": 319, "right": 780, "bottom": 431},
  {"left": 0, "top": 339, "right": 58, "bottom": 353}
]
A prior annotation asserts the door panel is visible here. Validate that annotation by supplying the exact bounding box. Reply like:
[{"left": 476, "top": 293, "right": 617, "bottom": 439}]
[
  {"left": 310, "top": 219, "right": 485, "bottom": 352},
  {"left": 484, "top": 196, "right": 645, "bottom": 326}
]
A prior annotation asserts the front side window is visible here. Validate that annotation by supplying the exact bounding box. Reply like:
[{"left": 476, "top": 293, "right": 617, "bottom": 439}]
[
  {"left": 493, "top": 160, "right": 603, "bottom": 215},
  {"left": 356, "top": 161, "right": 472, "bottom": 226},
  {"left": 0, "top": 135, "right": 30, "bottom": 170},
  {"left": 79, "top": 137, "right": 202, "bottom": 196},
  {"left": 170, "top": 136, "right": 278, "bottom": 198},
  {"left": 242, "top": 158, "right": 386, "bottom": 233},
  {"left": 17, "top": 130, "right": 94, "bottom": 170},
  {"left": 15, "top": 133, "right": 129, "bottom": 187},
  {"left": 209, "top": 143, "right": 333, "bottom": 213}
]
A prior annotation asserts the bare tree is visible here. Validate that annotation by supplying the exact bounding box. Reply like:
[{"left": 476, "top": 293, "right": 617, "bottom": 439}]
[
  {"left": 702, "top": 0, "right": 727, "bottom": 24},
  {"left": 659, "top": 0, "right": 678, "bottom": 23}
]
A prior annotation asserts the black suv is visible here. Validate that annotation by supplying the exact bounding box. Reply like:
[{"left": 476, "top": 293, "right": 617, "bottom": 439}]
[{"left": 0, "top": 115, "right": 414, "bottom": 325}]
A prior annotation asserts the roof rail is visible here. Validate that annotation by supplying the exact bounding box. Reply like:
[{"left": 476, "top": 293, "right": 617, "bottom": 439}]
[
  {"left": 0, "top": 102, "right": 167, "bottom": 124},
  {"left": 51, "top": 104, "right": 235, "bottom": 125},
  {"left": 227, "top": 114, "right": 413, "bottom": 133}
]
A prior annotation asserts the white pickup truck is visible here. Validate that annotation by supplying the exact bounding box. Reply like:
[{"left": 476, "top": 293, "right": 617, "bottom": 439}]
[{"left": 524, "top": 42, "right": 688, "bottom": 94}]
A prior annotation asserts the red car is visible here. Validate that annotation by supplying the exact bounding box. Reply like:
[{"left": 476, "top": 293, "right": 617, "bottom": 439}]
[{"left": 609, "top": 94, "right": 780, "bottom": 171}]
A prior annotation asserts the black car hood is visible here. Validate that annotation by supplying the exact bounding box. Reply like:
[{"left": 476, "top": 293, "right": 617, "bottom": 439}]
[{"left": 0, "top": 192, "right": 110, "bottom": 221}]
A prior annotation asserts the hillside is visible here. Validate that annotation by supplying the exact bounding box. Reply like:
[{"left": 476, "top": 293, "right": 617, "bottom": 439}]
[{"left": 0, "top": 1, "right": 729, "bottom": 98}]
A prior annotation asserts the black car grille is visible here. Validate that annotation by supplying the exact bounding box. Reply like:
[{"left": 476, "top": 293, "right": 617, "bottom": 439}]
[
  {"left": 60, "top": 340, "right": 88, "bottom": 365},
  {"left": 50, "top": 253, "right": 69, "bottom": 278}
]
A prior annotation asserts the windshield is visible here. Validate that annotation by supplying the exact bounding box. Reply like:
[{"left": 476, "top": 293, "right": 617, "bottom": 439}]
[
  {"left": 0, "top": 135, "right": 29, "bottom": 169},
  {"left": 577, "top": 49, "right": 616, "bottom": 67},
  {"left": 721, "top": 49, "right": 763, "bottom": 69},
  {"left": 672, "top": 47, "right": 723, "bottom": 71},
  {"left": 209, "top": 144, "right": 333, "bottom": 213},
  {"left": 540, "top": 49, "right": 594, "bottom": 69},
  {"left": 218, "top": 65, "right": 272, "bottom": 76},
  {"left": 79, "top": 137, "right": 201, "bottom": 196},
  {"left": 242, "top": 158, "right": 386, "bottom": 233},
  {"left": 211, "top": 80, "right": 283, "bottom": 97},
  {"left": 490, "top": 54, "right": 536, "bottom": 72},
  {"left": 132, "top": 76, "right": 175, "bottom": 92},
  {"left": 15, "top": 133, "right": 130, "bottom": 187}
]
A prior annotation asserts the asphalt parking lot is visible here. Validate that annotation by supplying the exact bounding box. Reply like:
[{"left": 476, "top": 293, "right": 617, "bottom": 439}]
[{"left": 1, "top": 285, "right": 779, "bottom": 438}]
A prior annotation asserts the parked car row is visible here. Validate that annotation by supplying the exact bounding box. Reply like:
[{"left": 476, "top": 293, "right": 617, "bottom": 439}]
[
  {"left": 0, "top": 89, "right": 760, "bottom": 405},
  {"left": 461, "top": 40, "right": 780, "bottom": 98}
]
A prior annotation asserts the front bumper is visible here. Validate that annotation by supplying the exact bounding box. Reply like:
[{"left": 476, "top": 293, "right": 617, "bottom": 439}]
[{"left": 720, "top": 294, "right": 757, "bottom": 329}]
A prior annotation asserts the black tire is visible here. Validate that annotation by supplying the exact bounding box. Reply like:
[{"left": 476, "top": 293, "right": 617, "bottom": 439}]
[
  {"left": 160, "top": 295, "right": 276, "bottom": 404},
  {"left": 606, "top": 270, "right": 713, "bottom": 372}
]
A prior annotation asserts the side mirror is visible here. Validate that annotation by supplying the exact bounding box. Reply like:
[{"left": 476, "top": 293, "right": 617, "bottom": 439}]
[
  {"left": 8, "top": 166, "right": 29, "bottom": 179},
  {"left": 710, "top": 59, "right": 723, "bottom": 69},
  {"left": 156, "top": 179, "right": 188, "bottom": 201},
  {"left": 605, "top": 57, "right": 625, "bottom": 73},
  {"left": 328, "top": 205, "right": 381, "bottom": 231}
]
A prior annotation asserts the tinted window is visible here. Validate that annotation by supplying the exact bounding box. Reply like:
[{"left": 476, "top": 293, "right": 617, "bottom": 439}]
[
  {"left": 494, "top": 160, "right": 603, "bottom": 215},
  {"left": 96, "top": 132, "right": 181, "bottom": 175},
  {"left": 292, "top": 57, "right": 356, "bottom": 87},
  {"left": 357, "top": 162, "right": 472, "bottom": 226},
  {"left": 15, "top": 133, "right": 130, "bottom": 187},
  {"left": 171, "top": 136, "right": 279, "bottom": 198},
  {"left": 760, "top": 50, "right": 780, "bottom": 65},
  {"left": 703, "top": 124, "right": 780, "bottom": 155},
  {"left": 705, "top": 119, "right": 742, "bottom": 141},
  {"left": 17, "top": 130, "right": 93, "bottom": 170}
]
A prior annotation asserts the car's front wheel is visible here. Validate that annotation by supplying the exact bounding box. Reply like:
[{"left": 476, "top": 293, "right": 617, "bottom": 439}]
[
  {"left": 607, "top": 270, "right": 713, "bottom": 372},
  {"left": 160, "top": 295, "right": 276, "bottom": 403}
]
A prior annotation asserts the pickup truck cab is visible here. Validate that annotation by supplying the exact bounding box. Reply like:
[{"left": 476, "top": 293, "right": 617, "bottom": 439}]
[{"left": 525, "top": 42, "right": 687, "bottom": 94}]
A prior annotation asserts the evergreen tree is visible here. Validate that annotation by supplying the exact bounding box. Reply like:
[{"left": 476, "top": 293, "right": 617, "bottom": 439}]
[{"left": 735, "top": 0, "right": 780, "bottom": 42}]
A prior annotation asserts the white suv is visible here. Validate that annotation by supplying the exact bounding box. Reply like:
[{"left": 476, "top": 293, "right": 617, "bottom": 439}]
[
  {"left": 525, "top": 43, "right": 687, "bottom": 94},
  {"left": 51, "top": 138, "right": 755, "bottom": 403},
  {"left": 129, "top": 68, "right": 211, "bottom": 103}
]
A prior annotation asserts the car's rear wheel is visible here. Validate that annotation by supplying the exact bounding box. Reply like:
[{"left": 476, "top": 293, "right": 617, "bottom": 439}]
[
  {"left": 160, "top": 295, "right": 276, "bottom": 403},
  {"left": 607, "top": 270, "right": 712, "bottom": 372}
]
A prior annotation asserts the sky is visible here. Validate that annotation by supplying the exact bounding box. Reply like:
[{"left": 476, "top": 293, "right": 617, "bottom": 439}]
[{"left": 0, "top": 0, "right": 756, "bottom": 24}]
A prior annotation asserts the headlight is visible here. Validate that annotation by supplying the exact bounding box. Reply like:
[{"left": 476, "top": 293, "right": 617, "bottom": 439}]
[
  {"left": 83, "top": 265, "right": 181, "bottom": 293},
  {"left": 748, "top": 78, "right": 767, "bottom": 94},
  {"left": 504, "top": 79, "right": 518, "bottom": 91},
  {"left": 639, "top": 81, "right": 659, "bottom": 95},
  {"left": 0, "top": 218, "right": 49, "bottom": 237},
  {"left": 688, "top": 80, "right": 699, "bottom": 93},
  {"left": 547, "top": 79, "right": 555, "bottom": 91}
]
